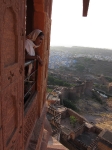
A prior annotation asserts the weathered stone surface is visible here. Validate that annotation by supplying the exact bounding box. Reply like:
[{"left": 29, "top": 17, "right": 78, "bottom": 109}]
[
  {"left": 0, "top": 0, "right": 53, "bottom": 149},
  {"left": 24, "top": 95, "right": 38, "bottom": 148},
  {"left": 2, "top": 7, "right": 16, "bottom": 67},
  {"left": 0, "top": 94, "right": 2, "bottom": 150},
  {"left": 47, "top": 137, "right": 68, "bottom": 150},
  {"left": 0, "top": 0, "right": 24, "bottom": 149},
  {"left": 26, "top": 103, "right": 47, "bottom": 150}
]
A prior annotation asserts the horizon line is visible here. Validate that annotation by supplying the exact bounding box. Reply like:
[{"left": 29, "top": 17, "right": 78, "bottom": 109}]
[{"left": 50, "top": 45, "right": 112, "bottom": 50}]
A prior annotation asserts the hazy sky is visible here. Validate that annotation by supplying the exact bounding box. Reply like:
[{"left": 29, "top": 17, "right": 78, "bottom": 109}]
[{"left": 50, "top": 0, "right": 112, "bottom": 49}]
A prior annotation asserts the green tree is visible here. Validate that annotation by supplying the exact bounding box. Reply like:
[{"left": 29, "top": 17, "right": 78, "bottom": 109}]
[
  {"left": 47, "top": 88, "right": 52, "bottom": 92},
  {"left": 63, "top": 99, "right": 79, "bottom": 112},
  {"left": 75, "top": 64, "right": 85, "bottom": 72},
  {"left": 70, "top": 116, "right": 77, "bottom": 127},
  {"left": 48, "top": 75, "right": 71, "bottom": 87}
]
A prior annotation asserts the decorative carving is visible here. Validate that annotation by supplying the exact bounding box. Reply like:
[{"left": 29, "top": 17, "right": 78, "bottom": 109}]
[
  {"left": 2, "top": 7, "right": 17, "bottom": 67},
  {"left": 20, "top": 28, "right": 24, "bottom": 40},
  {"left": 19, "top": 66, "right": 23, "bottom": 75},
  {"left": 19, "top": 126, "right": 22, "bottom": 134},
  {"left": 0, "top": 78, "right": 1, "bottom": 91},
  {"left": 27, "top": 104, "right": 47, "bottom": 150},
  {"left": 8, "top": 71, "right": 14, "bottom": 83},
  {"left": 19, "top": 100, "right": 22, "bottom": 107},
  {"left": 2, "top": 84, "right": 18, "bottom": 146},
  {"left": 9, "top": 140, "right": 17, "bottom": 150},
  {"left": 3, "top": 0, "right": 11, "bottom": 5},
  {"left": 24, "top": 100, "right": 37, "bottom": 146},
  {"left": 15, "top": 1, "right": 19, "bottom": 11},
  {"left": 9, "top": 136, "right": 23, "bottom": 150}
]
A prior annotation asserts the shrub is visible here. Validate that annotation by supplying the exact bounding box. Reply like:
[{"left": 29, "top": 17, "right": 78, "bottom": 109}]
[
  {"left": 75, "top": 64, "right": 85, "bottom": 72},
  {"left": 63, "top": 99, "right": 79, "bottom": 112},
  {"left": 47, "top": 88, "right": 52, "bottom": 92},
  {"left": 48, "top": 75, "right": 71, "bottom": 87},
  {"left": 70, "top": 116, "right": 77, "bottom": 127}
]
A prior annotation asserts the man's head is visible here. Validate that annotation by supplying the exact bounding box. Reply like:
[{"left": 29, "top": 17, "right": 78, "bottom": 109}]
[
  {"left": 35, "top": 32, "right": 44, "bottom": 46},
  {"left": 27, "top": 29, "right": 44, "bottom": 46}
]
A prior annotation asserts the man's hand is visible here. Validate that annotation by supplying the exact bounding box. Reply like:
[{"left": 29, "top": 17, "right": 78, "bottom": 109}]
[{"left": 36, "top": 55, "right": 43, "bottom": 66}]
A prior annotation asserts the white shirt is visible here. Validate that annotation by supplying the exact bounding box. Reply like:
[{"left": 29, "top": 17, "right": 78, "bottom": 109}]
[{"left": 25, "top": 39, "right": 36, "bottom": 56}]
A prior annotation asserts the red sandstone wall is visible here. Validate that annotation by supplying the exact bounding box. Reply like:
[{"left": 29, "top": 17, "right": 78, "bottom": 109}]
[
  {"left": 0, "top": 101, "right": 2, "bottom": 150},
  {"left": 74, "top": 125, "right": 85, "bottom": 138},
  {"left": 0, "top": 0, "right": 25, "bottom": 149},
  {"left": 90, "top": 126, "right": 102, "bottom": 134},
  {"left": 26, "top": 0, "right": 53, "bottom": 149},
  {"left": 60, "top": 88, "right": 70, "bottom": 100},
  {"left": 60, "top": 85, "right": 85, "bottom": 102},
  {"left": 33, "top": 0, "right": 52, "bottom": 115},
  {"left": 24, "top": 95, "right": 38, "bottom": 148},
  {"left": 0, "top": 0, "right": 52, "bottom": 150},
  {"left": 84, "top": 80, "right": 93, "bottom": 96}
]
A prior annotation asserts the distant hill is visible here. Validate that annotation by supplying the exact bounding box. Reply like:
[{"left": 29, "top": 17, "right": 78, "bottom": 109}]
[
  {"left": 49, "top": 46, "right": 112, "bottom": 76},
  {"left": 50, "top": 46, "right": 112, "bottom": 57}
]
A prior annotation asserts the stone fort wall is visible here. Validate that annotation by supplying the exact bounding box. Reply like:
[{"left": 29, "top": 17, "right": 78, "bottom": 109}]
[{"left": 60, "top": 80, "right": 93, "bottom": 101}]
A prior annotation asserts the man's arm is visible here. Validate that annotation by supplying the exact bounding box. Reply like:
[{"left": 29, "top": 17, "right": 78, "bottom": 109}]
[
  {"left": 25, "top": 55, "right": 37, "bottom": 60},
  {"left": 25, "top": 55, "right": 43, "bottom": 66}
]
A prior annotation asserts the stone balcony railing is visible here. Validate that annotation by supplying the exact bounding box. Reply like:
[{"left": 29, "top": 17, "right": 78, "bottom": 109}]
[{"left": 24, "top": 59, "right": 38, "bottom": 110}]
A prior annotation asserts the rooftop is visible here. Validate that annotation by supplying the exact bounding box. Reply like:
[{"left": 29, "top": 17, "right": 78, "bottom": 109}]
[
  {"left": 48, "top": 94, "right": 59, "bottom": 101},
  {"left": 50, "top": 105, "right": 67, "bottom": 113},
  {"left": 76, "top": 132, "right": 98, "bottom": 146},
  {"left": 61, "top": 117, "right": 82, "bottom": 131},
  {"left": 61, "top": 126, "right": 72, "bottom": 135},
  {"left": 101, "top": 130, "right": 112, "bottom": 143}
]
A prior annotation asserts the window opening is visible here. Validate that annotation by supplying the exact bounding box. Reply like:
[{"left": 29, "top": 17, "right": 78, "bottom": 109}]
[
  {"left": 26, "top": 0, "right": 34, "bottom": 35},
  {"left": 24, "top": 0, "right": 37, "bottom": 109}
]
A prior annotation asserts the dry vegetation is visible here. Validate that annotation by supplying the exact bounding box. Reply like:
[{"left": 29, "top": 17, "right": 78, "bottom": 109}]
[{"left": 74, "top": 97, "right": 112, "bottom": 131}]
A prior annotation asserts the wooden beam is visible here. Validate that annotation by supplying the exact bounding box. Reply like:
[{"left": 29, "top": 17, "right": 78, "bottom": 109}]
[{"left": 83, "top": 0, "right": 90, "bottom": 17}]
